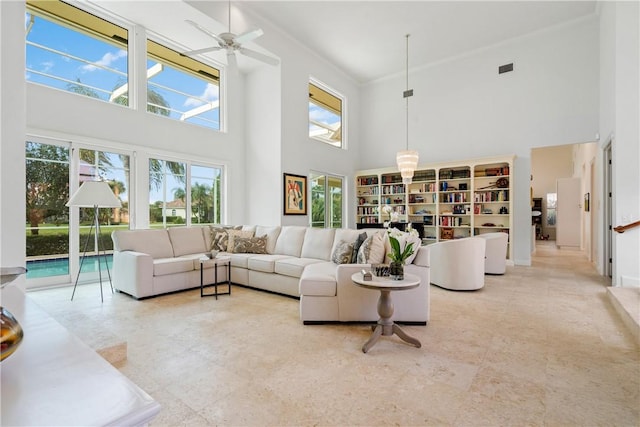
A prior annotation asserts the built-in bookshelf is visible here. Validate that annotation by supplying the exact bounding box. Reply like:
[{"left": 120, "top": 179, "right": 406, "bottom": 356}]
[{"left": 355, "top": 155, "right": 514, "bottom": 259}]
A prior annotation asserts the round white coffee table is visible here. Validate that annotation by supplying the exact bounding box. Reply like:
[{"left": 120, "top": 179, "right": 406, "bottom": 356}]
[{"left": 351, "top": 272, "right": 422, "bottom": 353}]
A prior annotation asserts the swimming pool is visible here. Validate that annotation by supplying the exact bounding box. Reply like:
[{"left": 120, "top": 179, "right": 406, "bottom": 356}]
[{"left": 26, "top": 255, "right": 113, "bottom": 279}]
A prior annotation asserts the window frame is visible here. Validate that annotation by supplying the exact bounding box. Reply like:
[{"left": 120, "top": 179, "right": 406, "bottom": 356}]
[
  {"left": 148, "top": 156, "right": 225, "bottom": 228},
  {"left": 310, "top": 171, "right": 344, "bottom": 229},
  {"left": 145, "top": 35, "right": 223, "bottom": 131},
  {"left": 26, "top": 0, "right": 131, "bottom": 105},
  {"left": 309, "top": 78, "right": 346, "bottom": 149}
]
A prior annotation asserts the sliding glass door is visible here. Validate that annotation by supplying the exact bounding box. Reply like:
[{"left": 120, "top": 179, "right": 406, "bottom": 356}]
[{"left": 310, "top": 172, "right": 343, "bottom": 228}]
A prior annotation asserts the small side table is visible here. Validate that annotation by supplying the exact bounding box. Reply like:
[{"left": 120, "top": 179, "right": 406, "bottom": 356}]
[
  {"left": 199, "top": 256, "right": 231, "bottom": 299},
  {"left": 351, "top": 272, "right": 422, "bottom": 353}
]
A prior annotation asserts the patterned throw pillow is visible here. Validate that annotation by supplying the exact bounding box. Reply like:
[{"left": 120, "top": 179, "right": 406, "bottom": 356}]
[
  {"left": 226, "top": 229, "right": 255, "bottom": 252},
  {"left": 357, "top": 232, "right": 385, "bottom": 264},
  {"left": 209, "top": 225, "right": 241, "bottom": 251},
  {"left": 233, "top": 235, "right": 268, "bottom": 254},
  {"left": 351, "top": 232, "right": 368, "bottom": 263},
  {"left": 331, "top": 240, "right": 354, "bottom": 264}
]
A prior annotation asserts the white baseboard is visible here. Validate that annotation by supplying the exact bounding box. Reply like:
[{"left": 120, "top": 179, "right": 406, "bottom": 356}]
[{"left": 621, "top": 275, "right": 640, "bottom": 288}]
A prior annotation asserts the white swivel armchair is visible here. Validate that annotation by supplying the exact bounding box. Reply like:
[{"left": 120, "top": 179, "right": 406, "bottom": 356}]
[
  {"left": 425, "top": 237, "right": 486, "bottom": 291},
  {"left": 477, "top": 232, "right": 509, "bottom": 275}
]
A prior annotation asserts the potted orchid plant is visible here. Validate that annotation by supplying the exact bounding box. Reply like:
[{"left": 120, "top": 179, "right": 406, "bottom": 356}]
[{"left": 386, "top": 226, "right": 419, "bottom": 280}]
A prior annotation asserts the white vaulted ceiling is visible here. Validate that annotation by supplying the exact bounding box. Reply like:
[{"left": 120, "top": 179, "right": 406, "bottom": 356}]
[
  {"left": 93, "top": 1, "right": 598, "bottom": 84},
  {"left": 240, "top": 1, "right": 598, "bottom": 83}
]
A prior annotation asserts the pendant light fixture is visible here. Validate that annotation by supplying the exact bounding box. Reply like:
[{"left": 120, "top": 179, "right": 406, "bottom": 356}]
[{"left": 396, "top": 34, "right": 419, "bottom": 185}]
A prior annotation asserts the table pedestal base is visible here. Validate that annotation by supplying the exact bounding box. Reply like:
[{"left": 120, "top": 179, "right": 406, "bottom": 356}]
[{"left": 362, "top": 290, "right": 422, "bottom": 353}]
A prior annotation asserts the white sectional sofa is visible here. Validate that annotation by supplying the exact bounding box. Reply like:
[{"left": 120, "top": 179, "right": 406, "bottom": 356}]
[{"left": 111, "top": 225, "right": 430, "bottom": 324}]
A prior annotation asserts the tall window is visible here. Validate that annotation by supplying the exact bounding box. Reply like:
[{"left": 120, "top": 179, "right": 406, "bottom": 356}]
[
  {"left": 309, "top": 81, "right": 344, "bottom": 148},
  {"left": 310, "top": 173, "right": 343, "bottom": 228},
  {"left": 147, "top": 40, "right": 221, "bottom": 130},
  {"left": 191, "top": 165, "right": 222, "bottom": 225},
  {"left": 149, "top": 159, "right": 223, "bottom": 227},
  {"left": 25, "top": 141, "right": 70, "bottom": 279},
  {"left": 26, "top": 0, "right": 129, "bottom": 104}
]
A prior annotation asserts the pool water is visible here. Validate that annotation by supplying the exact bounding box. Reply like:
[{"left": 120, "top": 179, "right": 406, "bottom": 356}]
[{"left": 27, "top": 255, "right": 113, "bottom": 279}]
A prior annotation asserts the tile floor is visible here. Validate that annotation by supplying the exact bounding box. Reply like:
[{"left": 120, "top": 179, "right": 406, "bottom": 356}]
[{"left": 28, "top": 242, "right": 639, "bottom": 426}]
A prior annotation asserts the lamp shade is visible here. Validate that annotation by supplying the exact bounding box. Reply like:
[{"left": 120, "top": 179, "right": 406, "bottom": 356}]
[
  {"left": 396, "top": 150, "right": 419, "bottom": 184},
  {"left": 66, "top": 181, "right": 122, "bottom": 208}
]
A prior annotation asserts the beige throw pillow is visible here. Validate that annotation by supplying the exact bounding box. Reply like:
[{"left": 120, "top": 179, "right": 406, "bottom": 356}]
[
  {"left": 356, "top": 232, "right": 385, "bottom": 264},
  {"left": 226, "top": 229, "right": 255, "bottom": 252},
  {"left": 331, "top": 240, "right": 354, "bottom": 264},
  {"left": 209, "top": 225, "right": 241, "bottom": 251},
  {"left": 233, "top": 235, "right": 268, "bottom": 254}
]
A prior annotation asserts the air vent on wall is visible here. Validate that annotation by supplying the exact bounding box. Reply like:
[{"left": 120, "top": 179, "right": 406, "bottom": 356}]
[{"left": 499, "top": 63, "right": 514, "bottom": 74}]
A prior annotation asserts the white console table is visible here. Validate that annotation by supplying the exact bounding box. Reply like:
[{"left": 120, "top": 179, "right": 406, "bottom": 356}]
[{"left": 0, "top": 286, "right": 161, "bottom": 426}]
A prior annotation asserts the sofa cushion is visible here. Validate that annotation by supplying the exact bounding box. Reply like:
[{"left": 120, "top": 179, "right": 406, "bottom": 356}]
[
  {"left": 227, "top": 253, "right": 254, "bottom": 268},
  {"left": 300, "top": 228, "right": 336, "bottom": 260},
  {"left": 227, "top": 229, "right": 255, "bottom": 252},
  {"left": 274, "top": 226, "right": 307, "bottom": 257},
  {"left": 275, "top": 257, "right": 323, "bottom": 278},
  {"left": 153, "top": 257, "right": 195, "bottom": 276},
  {"left": 168, "top": 227, "right": 207, "bottom": 257},
  {"left": 255, "top": 226, "right": 281, "bottom": 254},
  {"left": 113, "top": 229, "right": 174, "bottom": 259},
  {"left": 248, "top": 254, "right": 295, "bottom": 273},
  {"left": 357, "top": 232, "right": 386, "bottom": 264},
  {"left": 331, "top": 229, "right": 362, "bottom": 255},
  {"left": 331, "top": 240, "right": 354, "bottom": 264},
  {"left": 232, "top": 235, "right": 268, "bottom": 254},
  {"left": 299, "top": 262, "right": 338, "bottom": 296}
]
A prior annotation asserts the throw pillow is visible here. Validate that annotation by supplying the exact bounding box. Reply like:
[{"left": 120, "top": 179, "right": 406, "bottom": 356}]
[
  {"left": 356, "top": 232, "right": 385, "bottom": 264},
  {"left": 233, "top": 235, "right": 268, "bottom": 254},
  {"left": 331, "top": 240, "right": 355, "bottom": 264},
  {"left": 226, "top": 229, "right": 255, "bottom": 252},
  {"left": 209, "top": 225, "right": 242, "bottom": 251},
  {"left": 351, "top": 232, "right": 368, "bottom": 263}
]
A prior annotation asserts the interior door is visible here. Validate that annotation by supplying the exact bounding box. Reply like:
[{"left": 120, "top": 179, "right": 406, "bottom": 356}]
[{"left": 556, "top": 177, "right": 581, "bottom": 248}]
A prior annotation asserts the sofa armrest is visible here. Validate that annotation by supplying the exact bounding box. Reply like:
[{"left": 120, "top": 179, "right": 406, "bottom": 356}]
[
  {"left": 112, "top": 251, "right": 154, "bottom": 299},
  {"left": 412, "top": 245, "right": 430, "bottom": 268}
]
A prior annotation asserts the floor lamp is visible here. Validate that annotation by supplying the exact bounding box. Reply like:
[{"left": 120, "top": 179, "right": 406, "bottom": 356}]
[{"left": 66, "top": 181, "right": 122, "bottom": 302}]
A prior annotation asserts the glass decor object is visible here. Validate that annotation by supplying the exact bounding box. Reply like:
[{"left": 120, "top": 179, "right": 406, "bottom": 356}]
[
  {"left": 389, "top": 260, "right": 404, "bottom": 281},
  {"left": 1, "top": 267, "right": 27, "bottom": 362}
]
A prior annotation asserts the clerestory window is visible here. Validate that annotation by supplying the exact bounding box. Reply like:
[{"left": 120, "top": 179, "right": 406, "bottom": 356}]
[
  {"left": 26, "top": 0, "right": 129, "bottom": 104},
  {"left": 146, "top": 39, "right": 221, "bottom": 130},
  {"left": 309, "top": 80, "right": 344, "bottom": 148}
]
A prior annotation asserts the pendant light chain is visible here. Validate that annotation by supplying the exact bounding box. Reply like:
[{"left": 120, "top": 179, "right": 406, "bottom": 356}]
[{"left": 396, "top": 33, "right": 419, "bottom": 185}]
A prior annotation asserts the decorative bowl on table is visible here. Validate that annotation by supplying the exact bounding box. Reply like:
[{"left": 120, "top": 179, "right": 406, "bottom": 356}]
[
  {"left": 371, "top": 264, "right": 390, "bottom": 277},
  {"left": 1, "top": 267, "right": 27, "bottom": 362}
]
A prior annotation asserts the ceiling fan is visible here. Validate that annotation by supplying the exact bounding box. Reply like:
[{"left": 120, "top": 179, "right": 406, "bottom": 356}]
[{"left": 183, "top": 1, "right": 279, "bottom": 67}]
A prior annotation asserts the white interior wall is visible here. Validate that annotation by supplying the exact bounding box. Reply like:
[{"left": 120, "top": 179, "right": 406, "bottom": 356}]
[
  {"left": 599, "top": 1, "right": 640, "bottom": 287},
  {"left": 0, "top": 1, "right": 27, "bottom": 290},
  {"left": 236, "top": 5, "right": 362, "bottom": 227},
  {"left": 360, "top": 17, "right": 600, "bottom": 265},
  {"left": 244, "top": 65, "right": 282, "bottom": 226}
]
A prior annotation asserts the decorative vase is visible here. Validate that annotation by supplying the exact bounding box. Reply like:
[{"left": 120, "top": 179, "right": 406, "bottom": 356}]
[
  {"left": 1, "top": 266, "right": 27, "bottom": 362},
  {"left": 1, "top": 307, "right": 24, "bottom": 362},
  {"left": 389, "top": 261, "right": 404, "bottom": 281}
]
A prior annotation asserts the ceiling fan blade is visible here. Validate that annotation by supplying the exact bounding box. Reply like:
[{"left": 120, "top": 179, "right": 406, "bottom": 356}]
[
  {"left": 227, "top": 51, "right": 238, "bottom": 68},
  {"left": 182, "top": 46, "right": 223, "bottom": 56},
  {"left": 185, "top": 19, "right": 225, "bottom": 45},
  {"left": 238, "top": 47, "right": 280, "bottom": 66},
  {"left": 234, "top": 28, "right": 264, "bottom": 45}
]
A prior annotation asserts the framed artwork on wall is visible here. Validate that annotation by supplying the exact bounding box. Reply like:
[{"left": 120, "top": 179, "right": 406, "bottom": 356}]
[{"left": 283, "top": 173, "right": 307, "bottom": 215}]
